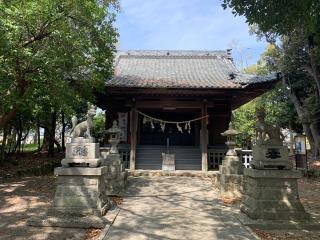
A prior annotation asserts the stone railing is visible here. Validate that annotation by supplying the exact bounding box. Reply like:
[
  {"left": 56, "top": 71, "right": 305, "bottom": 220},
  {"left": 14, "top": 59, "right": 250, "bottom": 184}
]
[{"left": 208, "top": 147, "right": 253, "bottom": 170}]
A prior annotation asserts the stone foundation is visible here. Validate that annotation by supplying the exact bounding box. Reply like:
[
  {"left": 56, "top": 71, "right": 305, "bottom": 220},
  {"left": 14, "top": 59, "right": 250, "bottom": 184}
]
[
  {"left": 102, "top": 153, "right": 128, "bottom": 196},
  {"left": 219, "top": 155, "right": 243, "bottom": 198},
  {"left": 49, "top": 167, "right": 111, "bottom": 216},
  {"left": 27, "top": 167, "right": 111, "bottom": 228},
  {"left": 241, "top": 168, "right": 309, "bottom": 220}
]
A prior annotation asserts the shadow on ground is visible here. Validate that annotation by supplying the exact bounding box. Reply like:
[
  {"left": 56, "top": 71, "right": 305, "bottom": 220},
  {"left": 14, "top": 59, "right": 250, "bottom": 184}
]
[
  {"left": 0, "top": 176, "right": 88, "bottom": 240},
  {"left": 105, "top": 176, "right": 257, "bottom": 240}
]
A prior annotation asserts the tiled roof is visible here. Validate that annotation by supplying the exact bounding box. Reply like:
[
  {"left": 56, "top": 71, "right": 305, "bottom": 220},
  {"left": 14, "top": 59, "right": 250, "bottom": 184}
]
[{"left": 107, "top": 50, "right": 277, "bottom": 89}]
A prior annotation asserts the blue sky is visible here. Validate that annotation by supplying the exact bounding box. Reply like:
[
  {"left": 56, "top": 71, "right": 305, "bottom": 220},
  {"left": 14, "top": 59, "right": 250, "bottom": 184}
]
[{"left": 115, "top": 0, "right": 267, "bottom": 68}]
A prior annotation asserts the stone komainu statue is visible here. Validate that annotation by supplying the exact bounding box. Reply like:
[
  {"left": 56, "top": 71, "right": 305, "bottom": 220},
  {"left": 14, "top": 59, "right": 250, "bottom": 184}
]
[
  {"left": 255, "top": 108, "right": 284, "bottom": 145},
  {"left": 70, "top": 105, "right": 97, "bottom": 139}
]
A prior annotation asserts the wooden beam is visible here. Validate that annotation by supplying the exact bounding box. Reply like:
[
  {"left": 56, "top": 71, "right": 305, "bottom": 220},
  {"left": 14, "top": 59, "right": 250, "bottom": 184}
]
[
  {"left": 201, "top": 100, "right": 208, "bottom": 172},
  {"left": 129, "top": 101, "right": 138, "bottom": 171},
  {"left": 136, "top": 100, "right": 214, "bottom": 109}
]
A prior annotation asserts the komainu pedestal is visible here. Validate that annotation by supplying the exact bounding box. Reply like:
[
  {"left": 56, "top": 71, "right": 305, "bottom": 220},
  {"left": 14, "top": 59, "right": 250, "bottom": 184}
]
[
  {"left": 28, "top": 166, "right": 112, "bottom": 228},
  {"left": 251, "top": 144, "right": 291, "bottom": 170},
  {"left": 241, "top": 168, "right": 309, "bottom": 220},
  {"left": 61, "top": 137, "right": 101, "bottom": 168},
  {"left": 49, "top": 167, "right": 111, "bottom": 216}
]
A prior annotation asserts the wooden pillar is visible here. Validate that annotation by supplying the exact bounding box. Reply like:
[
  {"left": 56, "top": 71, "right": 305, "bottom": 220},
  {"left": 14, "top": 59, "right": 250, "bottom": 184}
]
[
  {"left": 201, "top": 100, "right": 208, "bottom": 171},
  {"left": 130, "top": 102, "right": 137, "bottom": 171}
]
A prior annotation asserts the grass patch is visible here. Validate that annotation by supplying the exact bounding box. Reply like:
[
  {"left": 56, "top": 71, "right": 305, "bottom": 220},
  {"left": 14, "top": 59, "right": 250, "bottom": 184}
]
[{"left": 22, "top": 143, "right": 39, "bottom": 152}]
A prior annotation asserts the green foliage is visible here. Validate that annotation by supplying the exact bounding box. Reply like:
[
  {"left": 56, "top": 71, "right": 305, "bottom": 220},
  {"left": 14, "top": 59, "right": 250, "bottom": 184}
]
[
  {"left": 233, "top": 45, "right": 300, "bottom": 148},
  {"left": 0, "top": 0, "right": 118, "bottom": 127},
  {"left": 23, "top": 143, "right": 39, "bottom": 152},
  {"left": 233, "top": 100, "right": 256, "bottom": 148},
  {"left": 223, "top": 0, "right": 320, "bottom": 156},
  {"left": 93, "top": 111, "right": 106, "bottom": 144},
  {"left": 222, "top": 0, "right": 320, "bottom": 39}
]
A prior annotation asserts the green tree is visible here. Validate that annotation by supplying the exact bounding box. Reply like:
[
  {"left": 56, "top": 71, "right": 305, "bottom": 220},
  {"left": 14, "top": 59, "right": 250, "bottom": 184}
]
[
  {"left": 222, "top": 0, "right": 320, "bottom": 158},
  {"left": 234, "top": 44, "right": 300, "bottom": 149},
  {"left": 0, "top": 0, "right": 118, "bottom": 129},
  {"left": 93, "top": 111, "right": 106, "bottom": 145}
]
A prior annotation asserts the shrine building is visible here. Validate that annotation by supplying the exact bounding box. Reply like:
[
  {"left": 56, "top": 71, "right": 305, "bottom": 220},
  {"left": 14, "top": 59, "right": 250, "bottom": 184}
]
[{"left": 97, "top": 50, "right": 278, "bottom": 171}]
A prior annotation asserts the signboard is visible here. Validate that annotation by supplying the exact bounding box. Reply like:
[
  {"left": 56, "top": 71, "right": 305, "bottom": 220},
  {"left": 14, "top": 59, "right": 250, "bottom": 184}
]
[
  {"left": 294, "top": 134, "right": 308, "bottom": 169},
  {"left": 118, "top": 112, "right": 128, "bottom": 142},
  {"left": 295, "top": 135, "right": 306, "bottom": 154}
]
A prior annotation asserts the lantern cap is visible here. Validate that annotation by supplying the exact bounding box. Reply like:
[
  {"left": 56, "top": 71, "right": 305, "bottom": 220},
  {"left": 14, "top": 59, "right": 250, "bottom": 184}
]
[
  {"left": 221, "top": 122, "right": 240, "bottom": 137},
  {"left": 106, "top": 120, "right": 122, "bottom": 134}
]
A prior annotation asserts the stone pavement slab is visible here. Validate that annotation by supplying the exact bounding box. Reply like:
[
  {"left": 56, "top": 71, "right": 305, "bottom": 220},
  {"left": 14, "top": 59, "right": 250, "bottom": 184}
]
[{"left": 104, "top": 176, "right": 258, "bottom": 240}]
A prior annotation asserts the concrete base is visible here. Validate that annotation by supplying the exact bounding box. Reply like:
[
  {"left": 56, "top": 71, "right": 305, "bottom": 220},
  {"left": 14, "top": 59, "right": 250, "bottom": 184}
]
[
  {"left": 241, "top": 168, "right": 310, "bottom": 220},
  {"left": 237, "top": 210, "right": 320, "bottom": 230},
  {"left": 102, "top": 153, "right": 128, "bottom": 196},
  {"left": 27, "top": 215, "right": 109, "bottom": 229},
  {"left": 219, "top": 156, "right": 243, "bottom": 198},
  {"left": 27, "top": 206, "right": 121, "bottom": 229}
]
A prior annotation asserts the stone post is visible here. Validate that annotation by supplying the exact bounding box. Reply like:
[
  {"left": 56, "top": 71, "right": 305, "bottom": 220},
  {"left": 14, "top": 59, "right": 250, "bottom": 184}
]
[
  {"left": 219, "top": 121, "right": 243, "bottom": 198},
  {"left": 102, "top": 121, "right": 128, "bottom": 196}
]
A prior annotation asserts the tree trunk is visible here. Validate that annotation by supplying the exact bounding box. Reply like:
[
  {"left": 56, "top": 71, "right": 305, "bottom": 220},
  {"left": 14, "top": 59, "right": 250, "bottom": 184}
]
[
  {"left": 16, "top": 115, "right": 22, "bottom": 154},
  {"left": 283, "top": 78, "right": 319, "bottom": 158},
  {"left": 37, "top": 119, "right": 41, "bottom": 153},
  {"left": 0, "top": 127, "right": 8, "bottom": 163},
  {"left": 41, "top": 128, "right": 50, "bottom": 152},
  {"left": 289, "top": 123, "right": 294, "bottom": 156},
  {"left": 61, "top": 111, "right": 66, "bottom": 152},
  {"left": 48, "top": 112, "right": 57, "bottom": 157},
  {"left": 0, "top": 107, "right": 17, "bottom": 129},
  {"left": 302, "top": 122, "right": 315, "bottom": 154},
  {"left": 309, "top": 121, "right": 320, "bottom": 159}
]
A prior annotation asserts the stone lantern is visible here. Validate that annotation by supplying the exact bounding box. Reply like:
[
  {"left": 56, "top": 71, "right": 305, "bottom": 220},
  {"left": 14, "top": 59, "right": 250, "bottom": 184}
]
[
  {"left": 103, "top": 120, "right": 128, "bottom": 196},
  {"left": 221, "top": 121, "right": 240, "bottom": 157},
  {"left": 106, "top": 120, "right": 122, "bottom": 154},
  {"left": 219, "top": 120, "right": 243, "bottom": 199}
]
